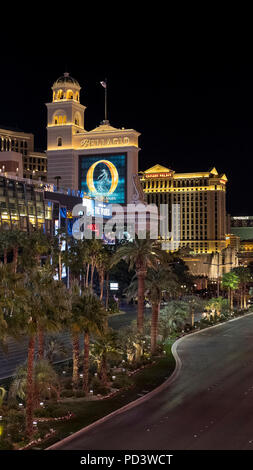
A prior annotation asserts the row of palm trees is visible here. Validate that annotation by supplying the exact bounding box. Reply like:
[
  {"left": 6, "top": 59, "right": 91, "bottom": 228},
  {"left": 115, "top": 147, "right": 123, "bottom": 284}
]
[{"left": 221, "top": 267, "right": 252, "bottom": 309}]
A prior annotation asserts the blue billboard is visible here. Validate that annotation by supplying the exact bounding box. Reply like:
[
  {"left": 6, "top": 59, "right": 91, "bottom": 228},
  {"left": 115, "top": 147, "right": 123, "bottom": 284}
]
[{"left": 79, "top": 154, "right": 126, "bottom": 204}]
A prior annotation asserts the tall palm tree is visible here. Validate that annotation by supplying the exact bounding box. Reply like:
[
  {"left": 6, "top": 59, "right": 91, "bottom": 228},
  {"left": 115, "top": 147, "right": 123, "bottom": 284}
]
[
  {"left": 86, "top": 239, "right": 103, "bottom": 290},
  {"left": 0, "top": 264, "right": 26, "bottom": 349},
  {"left": 127, "top": 265, "right": 180, "bottom": 354},
  {"left": 22, "top": 269, "right": 69, "bottom": 437},
  {"left": 231, "top": 266, "right": 251, "bottom": 309},
  {"left": 112, "top": 237, "right": 162, "bottom": 335},
  {"left": 72, "top": 290, "right": 107, "bottom": 393},
  {"left": 96, "top": 246, "right": 112, "bottom": 303},
  {"left": 21, "top": 229, "right": 50, "bottom": 270},
  {"left": 9, "top": 229, "right": 26, "bottom": 272},
  {"left": 221, "top": 271, "right": 240, "bottom": 309},
  {"left": 0, "top": 229, "right": 11, "bottom": 265}
]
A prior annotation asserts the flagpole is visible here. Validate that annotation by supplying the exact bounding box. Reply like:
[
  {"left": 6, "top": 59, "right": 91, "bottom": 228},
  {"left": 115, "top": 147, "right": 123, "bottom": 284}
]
[{"left": 105, "top": 78, "right": 107, "bottom": 122}]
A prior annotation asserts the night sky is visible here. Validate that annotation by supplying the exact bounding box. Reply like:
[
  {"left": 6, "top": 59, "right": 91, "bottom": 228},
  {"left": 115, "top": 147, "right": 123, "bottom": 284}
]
[{"left": 0, "top": 47, "right": 252, "bottom": 216}]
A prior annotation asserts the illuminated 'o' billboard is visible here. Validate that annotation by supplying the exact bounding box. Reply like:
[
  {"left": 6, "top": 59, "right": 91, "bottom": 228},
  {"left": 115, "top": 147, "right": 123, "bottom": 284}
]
[{"left": 79, "top": 154, "right": 126, "bottom": 203}]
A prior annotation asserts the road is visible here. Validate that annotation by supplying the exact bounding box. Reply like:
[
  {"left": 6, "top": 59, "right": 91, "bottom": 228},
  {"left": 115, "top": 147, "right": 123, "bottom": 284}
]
[{"left": 50, "top": 314, "right": 253, "bottom": 450}]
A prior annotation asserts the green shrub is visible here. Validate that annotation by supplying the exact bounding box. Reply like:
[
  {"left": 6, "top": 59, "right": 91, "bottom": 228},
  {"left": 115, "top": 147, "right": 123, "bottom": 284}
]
[
  {"left": 0, "top": 438, "right": 14, "bottom": 450},
  {"left": 113, "top": 374, "right": 132, "bottom": 389},
  {"left": 90, "top": 377, "right": 110, "bottom": 396},
  {"left": 61, "top": 389, "right": 75, "bottom": 398},
  {"left": 75, "top": 390, "right": 86, "bottom": 398}
]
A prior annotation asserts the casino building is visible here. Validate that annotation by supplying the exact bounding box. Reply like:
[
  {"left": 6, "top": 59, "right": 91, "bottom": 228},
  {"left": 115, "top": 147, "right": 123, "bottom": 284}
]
[
  {"left": 140, "top": 164, "right": 228, "bottom": 254},
  {"left": 0, "top": 126, "right": 47, "bottom": 181},
  {"left": 139, "top": 164, "right": 239, "bottom": 278},
  {"left": 46, "top": 73, "right": 140, "bottom": 204}
]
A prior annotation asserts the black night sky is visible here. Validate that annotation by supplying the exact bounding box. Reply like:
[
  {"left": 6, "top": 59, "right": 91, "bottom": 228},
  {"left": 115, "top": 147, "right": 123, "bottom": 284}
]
[{"left": 0, "top": 43, "right": 252, "bottom": 216}]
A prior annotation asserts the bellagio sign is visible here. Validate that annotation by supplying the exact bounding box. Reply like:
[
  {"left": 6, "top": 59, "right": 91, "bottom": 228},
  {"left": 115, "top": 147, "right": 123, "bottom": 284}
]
[{"left": 80, "top": 137, "right": 130, "bottom": 148}]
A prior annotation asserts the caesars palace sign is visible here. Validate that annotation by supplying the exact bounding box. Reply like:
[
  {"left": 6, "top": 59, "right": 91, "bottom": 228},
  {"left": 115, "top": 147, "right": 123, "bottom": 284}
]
[{"left": 80, "top": 136, "right": 130, "bottom": 148}]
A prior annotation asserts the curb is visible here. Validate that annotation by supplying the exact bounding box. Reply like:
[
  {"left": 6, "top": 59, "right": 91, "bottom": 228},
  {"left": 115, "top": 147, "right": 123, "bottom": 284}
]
[{"left": 47, "top": 312, "right": 253, "bottom": 450}]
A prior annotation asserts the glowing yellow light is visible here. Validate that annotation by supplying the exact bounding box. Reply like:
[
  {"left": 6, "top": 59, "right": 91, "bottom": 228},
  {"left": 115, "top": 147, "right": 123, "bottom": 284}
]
[{"left": 86, "top": 159, "right": 119, "bottom": 195}]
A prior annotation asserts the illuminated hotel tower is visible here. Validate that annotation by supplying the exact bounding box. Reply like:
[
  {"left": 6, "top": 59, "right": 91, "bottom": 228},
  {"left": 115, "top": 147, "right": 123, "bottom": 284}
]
[
  {"left": 46, "top": 73, "right": 140, "bottom": 204},
  {"left": 140, "top": 164, "right": 228, "bottom": 255}
]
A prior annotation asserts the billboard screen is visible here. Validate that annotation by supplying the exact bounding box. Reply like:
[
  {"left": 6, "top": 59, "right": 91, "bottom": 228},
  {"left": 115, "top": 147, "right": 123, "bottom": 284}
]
[{"left": 79, "top": 154, "right": 126, "bottom": 204}]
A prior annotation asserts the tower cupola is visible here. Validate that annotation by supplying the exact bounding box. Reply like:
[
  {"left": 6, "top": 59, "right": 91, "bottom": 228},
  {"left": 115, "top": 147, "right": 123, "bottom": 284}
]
[{"left": 52, "top": 72, "right": 81, "bottom": 103}]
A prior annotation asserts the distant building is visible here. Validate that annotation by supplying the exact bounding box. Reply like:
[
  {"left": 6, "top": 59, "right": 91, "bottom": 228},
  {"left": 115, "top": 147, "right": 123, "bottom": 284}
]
[
  {"left": 229, "top": 216, "right": 253, "bottom": 266},
  {"left": 0, "top": 127, "right": 47, "bottom": 181}
]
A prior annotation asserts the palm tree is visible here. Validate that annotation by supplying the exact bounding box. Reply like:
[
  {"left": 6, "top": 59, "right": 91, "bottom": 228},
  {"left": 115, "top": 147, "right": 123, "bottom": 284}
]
[
  {"left": 9, "top": 359, "right": 61, "bottom": 406},
  {"left": 159, "top": 300, "right": 190, "bottom": 341},
  {"left": 205, "top": 296, "right": 229, "bottom": 318},
  {"left": 21, "top": 229, "right": 50, "bottom": 270},
  {"left": 91, "top": 329, "right": 121, "bottom": 386},
  {"left": 181, "top": 295, "right": 206, "bottom": 325},
  {"left": 96, "top": 246, "right": 112, "bottom": 303},
  {"left": 22, "top": 269, "right": 69, "bottom": 437},
  {"left": 0, "top": 229, "right": 10, "bottom": 265},
  {"left": 221, "top": 271, "right": 240, "bottom": 309},
  {"left": 44, "top": 335, "right": 70, "bottom": 363},
  {"left": 127, "top": 265, "right": 180, "bottom": 354},
  {"left": 72, "top": 290, "right": 107, "bottom": 393},
  {"left": 112, "top": 237, "right": 162, "bottom": 335},
  {"left": 231, "top": 267, "right": 251, "bottom": 309},
  {"left": 86, "top": 239, "right": 103, "bottom": 290},
  {"left": 0, "top": 264, "right": 27, "bottom": 349},
  {"left": 9, "top": 229, "right": 26, "bottom": 272}
]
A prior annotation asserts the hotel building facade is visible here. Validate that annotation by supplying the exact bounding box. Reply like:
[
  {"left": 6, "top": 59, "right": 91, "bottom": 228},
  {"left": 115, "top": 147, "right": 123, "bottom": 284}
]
[
  {"left": 140, "top": 164, "right": 228, "bottom": 255},
  {"left": 0, "top": 127, "right": 47, "bottom": 181},
  {"left": 46, "top": 73, "right": 140, "bottom": 204}
]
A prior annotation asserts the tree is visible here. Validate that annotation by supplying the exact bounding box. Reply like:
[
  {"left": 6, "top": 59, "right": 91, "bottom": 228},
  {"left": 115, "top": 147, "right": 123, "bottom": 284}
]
[
  {"left": 112, "top": 237, "right": 162, "bottom": 335},
  {"left": 231, "top": 267, "right": 252, "bottom": 309},
  {"left": 8, "top": 229, "right": 27, "bottom": 272},
  {"left": 21, "top": 269, "right": 69, "bottom": 437},
  {"left": 159, "top": 301, "right": 190, "bottom": 341},
  {"left": 127, "top": 265, "right": 180, "bottom": 354},
  {"left": 86, "top": 239, "right": 103, "bottom": 290},
  {"left": 96, "top": 246, "right": 113, "bottom": 303},
  {"left": 20, "top": 229, "right": 50, "bottom": 270},
  {"left": 91, "top": 329, "right": 121, "bottom": 386},
  {"left": 181, "top": 295, "right": 206, "bottom": 325},
  {"left": 0, "top": 229, "right": 11, "bottom": 265},
  {"left": 221, "top": 271, "right": 240, "bottom": 309},
  {"left": 0, "top": 264, "right": 27, "bottom": 350},
  {"left": 71, "top": 289, "right": 107, "bottom": 393},
  {"left": 205, "top": 297, "right": 229, "bottom": 318},
  {"left": 9, "top": 360, "right": 61, "bottom": 406},
  {"left": 44, "top": 335, "right": 70, "bottom": 363}
]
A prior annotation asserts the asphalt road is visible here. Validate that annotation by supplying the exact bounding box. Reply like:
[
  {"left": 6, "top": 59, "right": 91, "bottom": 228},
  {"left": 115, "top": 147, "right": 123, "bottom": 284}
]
[{"left": 50, "top": 314, "right": 253, "bottom": 450}]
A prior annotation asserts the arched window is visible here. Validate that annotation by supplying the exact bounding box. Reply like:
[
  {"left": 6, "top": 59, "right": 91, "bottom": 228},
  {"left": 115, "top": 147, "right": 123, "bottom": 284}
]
[
  {"left": 66, "top": 89, "right": 73, "bottom": 100},
  {"left": 57, "top": 137, "right": 63, "bottom": 147},
  {"left": 74, "top": 112, "right": 81, "bottom": 126},
  {"left": 53, "top": 111, "right": 67, "bottom": 125},
  {"left": 57, "top": 89, "right": 64, "bottom": 100},
  {"left": 75, "top": 92, "right": 79, "bottom": 102}
]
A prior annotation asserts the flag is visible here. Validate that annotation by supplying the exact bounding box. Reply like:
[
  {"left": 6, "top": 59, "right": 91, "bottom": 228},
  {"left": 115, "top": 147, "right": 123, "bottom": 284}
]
[{"left": 100, "top": 80, "right": 107, "bottom": 88}]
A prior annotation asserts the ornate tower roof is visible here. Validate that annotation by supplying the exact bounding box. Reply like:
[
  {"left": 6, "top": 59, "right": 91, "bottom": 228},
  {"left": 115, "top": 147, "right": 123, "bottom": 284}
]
[{"left": 53, "top": 72, "right": 81, "bottom": 89}]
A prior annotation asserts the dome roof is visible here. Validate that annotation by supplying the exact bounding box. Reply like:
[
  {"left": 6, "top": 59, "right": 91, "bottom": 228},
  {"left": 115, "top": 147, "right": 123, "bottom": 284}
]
[{"left": 53, "top": 72, "right": 80, "bottom": 88}]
